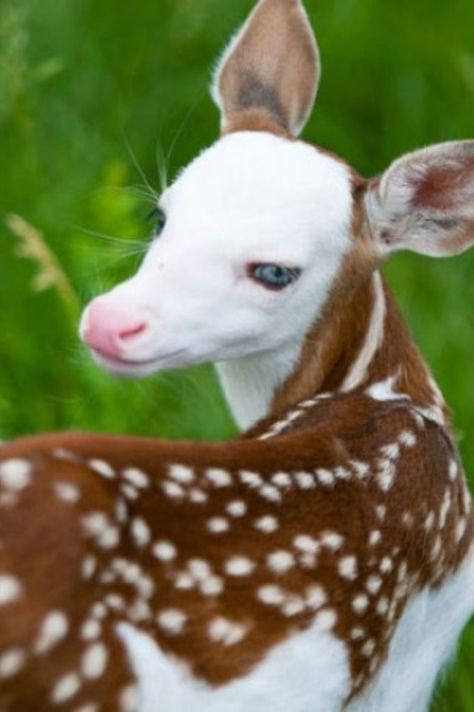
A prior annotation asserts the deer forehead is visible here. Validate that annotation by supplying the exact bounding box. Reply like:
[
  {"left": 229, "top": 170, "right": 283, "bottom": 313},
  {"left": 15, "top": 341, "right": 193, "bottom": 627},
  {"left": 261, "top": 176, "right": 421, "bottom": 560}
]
[{"left": 160, "top": 132, "right": 354, "bottom": 263}]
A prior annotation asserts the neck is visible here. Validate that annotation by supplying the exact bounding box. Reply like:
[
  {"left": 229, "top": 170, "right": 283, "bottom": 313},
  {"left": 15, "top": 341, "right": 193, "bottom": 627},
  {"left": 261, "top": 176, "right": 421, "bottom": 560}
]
[{"left": 217, "top": 270, "right": 449, "bottom": 432}]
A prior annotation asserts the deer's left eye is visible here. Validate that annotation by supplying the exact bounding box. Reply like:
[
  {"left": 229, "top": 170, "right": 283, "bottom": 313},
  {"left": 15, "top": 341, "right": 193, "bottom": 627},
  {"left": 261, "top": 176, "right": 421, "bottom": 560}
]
[
  {"left": 147, "top": 207, "right": 167, "bottom": 236},
  {"left": 249, "top": 264, "right": 301, "bottom": 291}
]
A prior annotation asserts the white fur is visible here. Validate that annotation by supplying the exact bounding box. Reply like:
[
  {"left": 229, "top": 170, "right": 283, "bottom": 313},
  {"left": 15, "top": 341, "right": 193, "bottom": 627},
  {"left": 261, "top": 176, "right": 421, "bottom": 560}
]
[
  {"left": 348, "top": 546, "right": 474, "bottom": 712},
  {"left": 82, "top": 132, "right": 353, "bottom": 430},
  {"left": 117, "top": 616, "right": 350, "bottom": 712},
  {"left": 341, "top": 271, "right": 386, "bottom": 392}
]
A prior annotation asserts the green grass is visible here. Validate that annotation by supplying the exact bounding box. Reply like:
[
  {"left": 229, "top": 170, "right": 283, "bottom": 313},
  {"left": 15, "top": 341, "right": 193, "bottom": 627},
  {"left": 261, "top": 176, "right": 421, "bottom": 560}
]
[{"left": 1, "top": 0, "right": 473, "bottom": 707}]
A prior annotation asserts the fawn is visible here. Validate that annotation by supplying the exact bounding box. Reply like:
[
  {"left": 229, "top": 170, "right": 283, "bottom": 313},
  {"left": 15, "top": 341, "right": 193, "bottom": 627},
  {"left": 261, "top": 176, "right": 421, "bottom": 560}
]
[{"left": 1, "top": 0, "right": 474, "bottom": 710}]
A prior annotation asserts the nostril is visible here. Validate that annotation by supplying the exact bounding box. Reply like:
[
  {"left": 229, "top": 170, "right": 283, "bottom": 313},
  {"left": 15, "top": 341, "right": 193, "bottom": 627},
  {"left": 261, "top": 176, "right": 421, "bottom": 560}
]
[{"left": 117, "top": 321, "right": 149, "bottom": 343}]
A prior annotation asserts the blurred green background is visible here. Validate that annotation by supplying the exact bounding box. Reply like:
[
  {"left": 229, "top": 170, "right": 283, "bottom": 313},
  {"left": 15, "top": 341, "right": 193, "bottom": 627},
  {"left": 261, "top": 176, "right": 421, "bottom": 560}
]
[{"left": 0, "top": 0, "right": 473, "bottom": 708}]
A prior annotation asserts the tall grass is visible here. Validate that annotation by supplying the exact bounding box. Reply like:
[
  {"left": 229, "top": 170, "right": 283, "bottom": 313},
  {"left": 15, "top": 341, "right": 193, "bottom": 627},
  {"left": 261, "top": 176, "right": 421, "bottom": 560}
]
[{"left": 0, "top": 0, "right": 473, "bottom": 707}]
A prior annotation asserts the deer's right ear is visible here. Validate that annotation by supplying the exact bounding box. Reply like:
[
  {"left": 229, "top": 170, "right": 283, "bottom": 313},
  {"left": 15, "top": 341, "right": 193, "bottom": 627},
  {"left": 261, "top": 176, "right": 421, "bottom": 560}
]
[{"left": 212, "top": 0, "right": 320, "bottom": 137}]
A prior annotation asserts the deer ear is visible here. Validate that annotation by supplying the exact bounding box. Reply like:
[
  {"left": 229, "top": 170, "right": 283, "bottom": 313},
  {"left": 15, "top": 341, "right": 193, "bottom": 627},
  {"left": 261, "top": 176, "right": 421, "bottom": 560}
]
[
  {"left": 212, "top": 0, "right": 320, "bottom": 137},
  {"left": 366, "top": 141, "right": 474, "bottom": 258}
]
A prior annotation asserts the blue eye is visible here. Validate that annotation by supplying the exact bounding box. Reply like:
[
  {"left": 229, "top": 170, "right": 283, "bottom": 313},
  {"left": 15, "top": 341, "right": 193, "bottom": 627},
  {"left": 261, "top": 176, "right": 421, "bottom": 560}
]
[
  {"left": 147, "top": 207, "right": 167, "bottom": 236},
  {"left": 249, "top": 264, "right": 301, "bottom": 291}
]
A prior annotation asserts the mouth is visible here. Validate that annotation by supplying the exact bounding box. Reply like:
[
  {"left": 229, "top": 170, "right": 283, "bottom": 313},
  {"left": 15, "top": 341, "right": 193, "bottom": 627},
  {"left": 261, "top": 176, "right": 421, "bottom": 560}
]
[{"left": 88, "top": 347, "right": 188, "bottom": 377}]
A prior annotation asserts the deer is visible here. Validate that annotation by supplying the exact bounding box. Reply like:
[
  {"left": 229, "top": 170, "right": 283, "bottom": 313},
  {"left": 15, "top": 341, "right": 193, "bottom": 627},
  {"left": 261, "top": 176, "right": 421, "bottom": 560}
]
[{"left": 1, "top": 0, "right": 474, "bottom": 710}]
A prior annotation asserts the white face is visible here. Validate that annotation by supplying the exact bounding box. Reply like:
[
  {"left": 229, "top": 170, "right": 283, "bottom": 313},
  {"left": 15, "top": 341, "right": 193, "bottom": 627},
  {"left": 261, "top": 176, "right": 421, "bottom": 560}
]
[{"left": 80, "top": 132, "right": 354, "bottom": 377}]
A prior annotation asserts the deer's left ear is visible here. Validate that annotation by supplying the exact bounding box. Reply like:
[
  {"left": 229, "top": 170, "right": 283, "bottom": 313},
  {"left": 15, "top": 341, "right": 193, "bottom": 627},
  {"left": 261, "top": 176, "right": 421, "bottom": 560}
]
[
  {"left": 212, "top": 0, "right": 320, "bottom": 137},
  {"left": 365, "top": 141, "right": 474, "bottom": 258}
]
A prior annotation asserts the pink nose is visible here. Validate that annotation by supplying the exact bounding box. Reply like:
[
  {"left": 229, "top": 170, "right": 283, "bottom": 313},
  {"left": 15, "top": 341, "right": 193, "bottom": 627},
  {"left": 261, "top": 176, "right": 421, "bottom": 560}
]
[{"left": 82, "top": 300, "right": 149, "bottom": 359}]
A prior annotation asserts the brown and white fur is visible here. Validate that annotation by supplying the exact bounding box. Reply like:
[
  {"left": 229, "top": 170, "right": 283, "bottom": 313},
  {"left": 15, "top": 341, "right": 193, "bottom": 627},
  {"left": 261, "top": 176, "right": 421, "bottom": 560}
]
[{"left": 1, "top": 1, "right": 474, "bottom": 710}]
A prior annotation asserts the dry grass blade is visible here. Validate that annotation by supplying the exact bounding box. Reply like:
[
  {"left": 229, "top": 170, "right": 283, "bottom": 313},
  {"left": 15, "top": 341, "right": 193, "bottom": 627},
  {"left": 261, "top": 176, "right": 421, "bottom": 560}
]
[{"left": 5, "top": 213, "right": 80, "bottom": 314}]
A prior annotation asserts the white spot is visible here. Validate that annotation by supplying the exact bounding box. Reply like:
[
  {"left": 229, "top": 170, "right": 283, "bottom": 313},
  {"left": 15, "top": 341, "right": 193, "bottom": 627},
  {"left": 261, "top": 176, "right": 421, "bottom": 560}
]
[
  {"left": 376, "top": 459, "right": 396, "bottom": 492},
  {"left": 424, "top": 511, "right": 435, "bottom": 531},
  {"left": 81, "top": 619, "right": 101, "bottom": 641},
  {"left": 35, "top": 611, "right": 69, "bottom": 654},
  {"left": 334, "top": 467, "right": 351, "bottom": 481},
  {"left": 350, "top": 627, "right": 365, "bottom": 641},
  {"left": 207, "top": 517, "right": 230, "bottom": 534},
  {"left": 351, "top": 461, "right": 370, "bottom": 479},
  {"left": 0, "top": 459, "right": 32, "bottom": 491},
  {"left": 206, "top": 468, "right": 232, "bottom": 487},
  {"left": 366, "top": 373, "right": 404, "bottom": 403},
  {"left": 105, "top": 594, "right": 126, "bottom": 612},
  {"left": 267, "top": 551, "right": 295, "bottom": 574},
  {"left": 402, "top": 511, "right": 414, "bottom": 528},
  {"left": 439, "top": 491, "right": 452, "bottom": 529},
  {"left": 294, "top": 472, "right": 315, "bottom": 490},
  {"left": 271, "top": 472, "right": 292, "bottom": 488},
  {"left": 89, "top": 459, "right": 115, "bottom": 479},
  {"left": 81, "top": 557, "right": 97, "bottom": 582},
  {"left": 376, "top": 597, "right": 389, "bottom": 616},
  {"left": 162, "top": 481, "right": 185, "bottom": 499},
  {"left": 157, "top": 609, "right": 186, "bottom": 635},
  {"left": 152, "top": 541, "right": 176, "bottom": 562},
  {"left": 123, "top": 467, "right": 149, "bottom": 489},
  {"left": 119, "top": 685, "right": 140, "bottom": 712},
  {"left": 82, "top": 512, "right": 109, "bottom": 537},
  {"left": 189, "top": 488, "right": 207, "bottom": 504},
  {"left": 54, "top": 482, "right": 80, "bottom": 504},
  {"left": 225, "top": 556, "right": 255, "bottom": 576},
  {"left": 188, "top": 559, "right": 212, "bottom": 581},
  {"left": 366, "top": 575, "right": 383, "bottom": 596},
  {"left": 338, "top": 555, "right": 358, "bottom": 581},
  {"left": 352, "top": 594, "right": 369, "bottom": 615},
  {"left": 175, "top": 573, "right": 194, "bottom": 590},
  {"left": 91, "top": 603, "right": 106, "bottom": 620},
  {"left": 131, "top": 518, "right": 151, "bottom": 548},
  {"left": 0, "top": 648, "right": 26, "bottom": 679},
  {"left": 166, "top": 464, "right": 193, "bottom": 485},
  {"left": 239, "top": 470, "right": 263, "bottom": 488},
  {"left": 51, "top": 673, "right": 81, "bottom": 704},
  {"left": 226, "top": 500, "right": 247, "bottom": 517},
  {"left": 399, "top": 430, "right": 417, "bottom": 448},
  {"left": 115, "top": 499, "right": 128, "bottom": 523},
  {"left": 121, "top": 484, "right": 139, "bottom": 501},
  {"left": 208, "top": 617, "right": 246, "bottom": 646},
  {"left": 0, "top": 575, "right": 22, "bottom": 606},
  {"left": 82, "top": 642, "right": 108, "bottom": 679},
  {"left": 361, "top": 639, "right": 376, "bottom": 657},
  {"left": 282, "top": 595, "right": 305, "bottom": 617},
  {"left": 314, "top": 609, "right": 337, "bottom": 631},
  {"left": 200, "top": 576, "right": 224, "bottom": 597},
  {"left": 254, "top": 515, "right": 278, "bottom": 533},
  {"left": 380, "top": 442, "right": 400, "bottom": 460},
  {"left": 258, "top": 584, "right": 286, "bottom": 606},
  {"left": 294, "top": 535, "right": 319, "bottom": 554},
  {"left": 380, "top": 557, "right": 393, "bottom": 574},
  {"left": 305, "top": 585, "right": 327, "bottom": 611},
  {"left": 259, "top": 484, "right": 282, "bottom": 502},
  {"left": 449, "top": 460, "right": 459, "bottom": 482},
  {"left": 321, "top": 531, "right": 344, "bottom": 551},
  {"left": 456, "top": 518, "right": 467, "bottom": 543},
  {"left": 99, "top": 526, "right": 120, "bottom": 550},
  {"left": 316, "top": 468, "right": 335, "bottom": 487},
  {"left": 369, "top": 530, "right": 382, "bottom": 546},
  {"left": 375, "top": 505, "right": 387, "bottom": 521}
]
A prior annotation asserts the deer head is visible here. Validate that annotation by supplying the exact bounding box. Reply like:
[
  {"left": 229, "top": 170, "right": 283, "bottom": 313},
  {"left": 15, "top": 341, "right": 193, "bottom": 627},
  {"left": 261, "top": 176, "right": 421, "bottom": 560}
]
[{"left": 80, "top": 0, "right": 474, "bottom": 428}]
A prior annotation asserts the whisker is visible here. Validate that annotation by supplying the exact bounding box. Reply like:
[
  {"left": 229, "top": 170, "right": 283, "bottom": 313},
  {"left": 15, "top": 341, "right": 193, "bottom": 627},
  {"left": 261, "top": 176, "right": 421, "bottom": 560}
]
[{"left": 124, "top": 136, "right": 158, "bottom": 202}]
